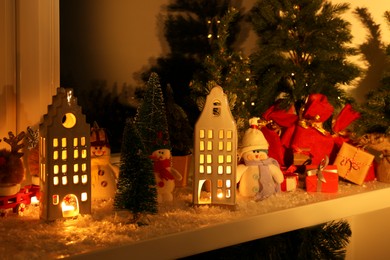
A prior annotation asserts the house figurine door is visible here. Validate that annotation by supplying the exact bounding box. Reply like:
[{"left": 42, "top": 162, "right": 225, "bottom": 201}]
[{"left": 193, "top": 86, "right": 237, "bottom": 206}]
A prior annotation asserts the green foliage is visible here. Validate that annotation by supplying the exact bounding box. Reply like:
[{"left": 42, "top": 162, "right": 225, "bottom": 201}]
[
  {"left": 191, "top": 7, "right": 257, "bottom": 131},
  {"left": 134, "top": 73, "right": 171, "bottom": 155},
  {"left": 249, "top": 0, "right": 361, "bottom": 114},
  {"left": 114, "top": 118, "right": 157, "bottom": 223}
]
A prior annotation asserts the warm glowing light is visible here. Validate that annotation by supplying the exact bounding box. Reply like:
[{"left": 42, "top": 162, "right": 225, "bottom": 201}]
[
  {"left": 53, "top": 176, "right": 59, "bottom": 185},
  {"left": 226, "top": 180, "right": 231, "bottom": 188},
  {"left": 82, "top": 163, "right": 86, "bottom": 172},
  {"left": 62, "top": 150, "right": 67, "bottom": 160},
  {"left": 218, "top": 130, "right": 224, "bottom": 139},
  {"left": 218, "top": 155, "right": 224, "bottom": 163},
  {"left": 62, "top": 165, "right": 67, "bottom": 173},
  {"left": 62, "top": 176, "right": 67, "bottom": 185},
  {"left": 61, "top": 203, "right": 75, "bottom": 212},
  {"left": 218, "top": 141, "right": 223, "bottom": 150},
  {"left": 218, "top": 165, "right": 223, "bottom": 174},
  {"left": 207, "top": 141, "right": 212, "bottom": 151},
  {"left": 74, "top": 164, "right": 79, "bottom": 172},
  {"left": 74, "top": 150, "right": 79, "bottom": 158},
  {"left": 217, "top": 189, "right": 223, "bottom": 199},
  {"left": 227, "top": 131, "right": 232, "bottom": 139},
  {"left": 81, "top": 174, "right": 88, "bottom": 184},
  {"left": 217, "top": 179, "right": 223, "bottom": 187},
  {"left": 206, "top": 166, "right": 212, "bottom": 174},
  {"left": 199, "top": 129, "right": 205, "bottom": 139},
  {"left": 73, "top": 175, "right": 79, "bottom": 184},
  {"left": 81, "top": 192, "right": 87, "bottom": 202},
  {"left": 30, "top": 196, "right": 39, "bottom": 205},
  {"left": 226, "top": 166, "right": 232, "bottom": 174},
  {"left": 53, "top": 138, "right": 58, "bottom": 147},
  {"left": 54, "top": 165, "right": 59, "bottom": 174},
  {"left": 199, "top": 154, "right": 204, "bottom": 164},
  {"left": 226, "top": 142, "right": 232, "bottom": 151},
  {"left": 200, "top": 141, "right": 205, "bottom": 151},
  {"left": 61, "top": 138, "right": 67, "bottom": 147},
  {"left": 81, "top": 149, "right": 87, "bottom": 158},
  {"left": 226, "top": 155, "right": 232, "bottom": 163},
  {"left": 73, "top": 138, "right": 78, "bottom": 146},
  {"left": 226, "top": 189, "right": 231, "bottom": 198},
  {"left": 207, "top": 129, "right": 213, "bottom": 138},
  {"left": 53, "top": 151, "right": 58, "bottom": 160},
  {"left": 199, "top": 165, "right": 205, "bottom": 174},
  {"left": 81, "top": 137, "right": 86, "bottom": 146},
  {"left": 62, "top": 113, "right": 77, "bottom": 128},
  {"left": 52, "top": 195, "right": 59, "bottom": 205},
  {"left": 206, "top": 154, "right": 212, "bottom": 163}
]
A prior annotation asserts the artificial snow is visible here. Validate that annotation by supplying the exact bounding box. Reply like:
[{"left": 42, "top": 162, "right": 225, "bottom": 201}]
[{"left": 0, "top": 181, "right": 388, "bottom": 259}]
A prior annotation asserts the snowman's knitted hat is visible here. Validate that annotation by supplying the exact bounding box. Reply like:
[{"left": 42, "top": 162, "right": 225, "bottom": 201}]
[{"left": 239, "top": 117, "right": 269, "bottom": 155}]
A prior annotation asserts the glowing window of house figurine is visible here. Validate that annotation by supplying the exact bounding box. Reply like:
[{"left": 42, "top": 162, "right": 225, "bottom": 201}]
[
  {"left": 39, "top": 88, "right": 91, "bottom": 221},
  {"left": 193, "top": 86, "right": 237, "bottom": 206}
]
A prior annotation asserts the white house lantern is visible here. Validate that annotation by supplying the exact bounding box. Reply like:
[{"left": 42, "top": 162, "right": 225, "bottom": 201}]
[
  {"left": 39, "top": 88, "right": 91, "bottom": 221},
  {"left": 193, "top": 85, "right": 237, "bottom": 206}
]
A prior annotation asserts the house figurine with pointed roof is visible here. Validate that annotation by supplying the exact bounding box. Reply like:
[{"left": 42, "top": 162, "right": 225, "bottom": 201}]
[
  {"left": 193, "top": 85, "right": 237, "bottom": 206},
  {"left": 39, "top": 88, "right": 91, "bottom": 221}
]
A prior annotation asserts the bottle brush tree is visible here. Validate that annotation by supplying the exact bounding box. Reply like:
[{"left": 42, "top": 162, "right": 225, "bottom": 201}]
[{"left": 114, "top": 118, "right": 158, "bottom": 224}]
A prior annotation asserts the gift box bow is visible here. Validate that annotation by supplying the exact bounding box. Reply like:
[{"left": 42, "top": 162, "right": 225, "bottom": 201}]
[
  {"left": 298, "top": 94, "right": 334, "bottom": 136},
  {"left": 306, "top": 156, "right": 337, "bottom": 185}
]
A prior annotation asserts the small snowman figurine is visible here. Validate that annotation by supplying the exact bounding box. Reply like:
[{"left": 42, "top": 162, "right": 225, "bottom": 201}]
[
  {"left": 90, "top": 122, "right": 119, "bottom": 201},
  {"left": 236, "top": 118, "right": 284, "bottom": 200},
  {"left": 149, "top": 148, "right": 182, "bottom": 203}
]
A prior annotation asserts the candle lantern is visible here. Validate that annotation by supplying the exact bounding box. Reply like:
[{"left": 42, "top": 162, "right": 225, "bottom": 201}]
[
  {"left": 193, "top": 86, "right": 237, "bottom": 206},
  {"left": 39, "top": 88, "right": 91, "bottom": 221}
]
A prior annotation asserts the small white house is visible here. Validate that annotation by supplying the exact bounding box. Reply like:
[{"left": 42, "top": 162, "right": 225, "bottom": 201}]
[
  {"left": 39, "top": 88, "right": 91, "bottom": 221},
  {"left": 193, "top": 85, "right": 237, "bottom": 206}
]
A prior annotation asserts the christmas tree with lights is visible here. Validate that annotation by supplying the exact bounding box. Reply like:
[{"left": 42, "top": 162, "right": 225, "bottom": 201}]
[
  {"left": 114, "top": 118, "right": 157, "bottom": 224},
  {"left": 249, "top": 0, "right": 360, "bottom": 115},
  {"left": 190, "top": 7, "right": 258, "bottom": 130}
]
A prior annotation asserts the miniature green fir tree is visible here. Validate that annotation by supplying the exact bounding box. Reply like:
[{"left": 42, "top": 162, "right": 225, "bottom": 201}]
[
  {"left": 249, "top": 0, "right": 361, "bottom": 115},
  {"left": 114, "top": 118, "right": 157, "bottom": 224},
  {"left": 134, "top": 72, "right": 171, "bottom": 155}
]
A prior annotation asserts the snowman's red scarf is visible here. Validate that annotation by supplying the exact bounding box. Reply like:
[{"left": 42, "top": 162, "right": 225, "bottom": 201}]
[{"left": 153, "top": 159, "right": 174, "bottom": 180}]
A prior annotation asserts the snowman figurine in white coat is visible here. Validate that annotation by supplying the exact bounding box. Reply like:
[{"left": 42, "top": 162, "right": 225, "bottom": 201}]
[
  {"left": 149, "top": 134, "right": 182, "bottom": 203},
  {"left": 236, "top": 118, "right": 284, "bottom": 200}
]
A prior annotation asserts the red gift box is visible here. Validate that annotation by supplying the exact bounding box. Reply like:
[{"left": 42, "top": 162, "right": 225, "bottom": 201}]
[{"left": 305, "top": 162, "right": 338, "bottom": 193}]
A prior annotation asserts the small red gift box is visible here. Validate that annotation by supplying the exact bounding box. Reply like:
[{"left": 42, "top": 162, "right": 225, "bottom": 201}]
[
  {"left": 305, "top": 164, "right": 338, "bottom": 193},
  {"left": 281, "top": 166, "right": 299, "bottom": 192}
]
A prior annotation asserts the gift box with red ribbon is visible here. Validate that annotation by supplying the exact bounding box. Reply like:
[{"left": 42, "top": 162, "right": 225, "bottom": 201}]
[
  {"left": 333, "top": 142, "right": 375, "bottom": 185},
  {"left": 281, "top": 166, "right": 299, "bottom": 192},
  {"left": 305, "top": 157, "right": 338, "bottom": 193}
]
